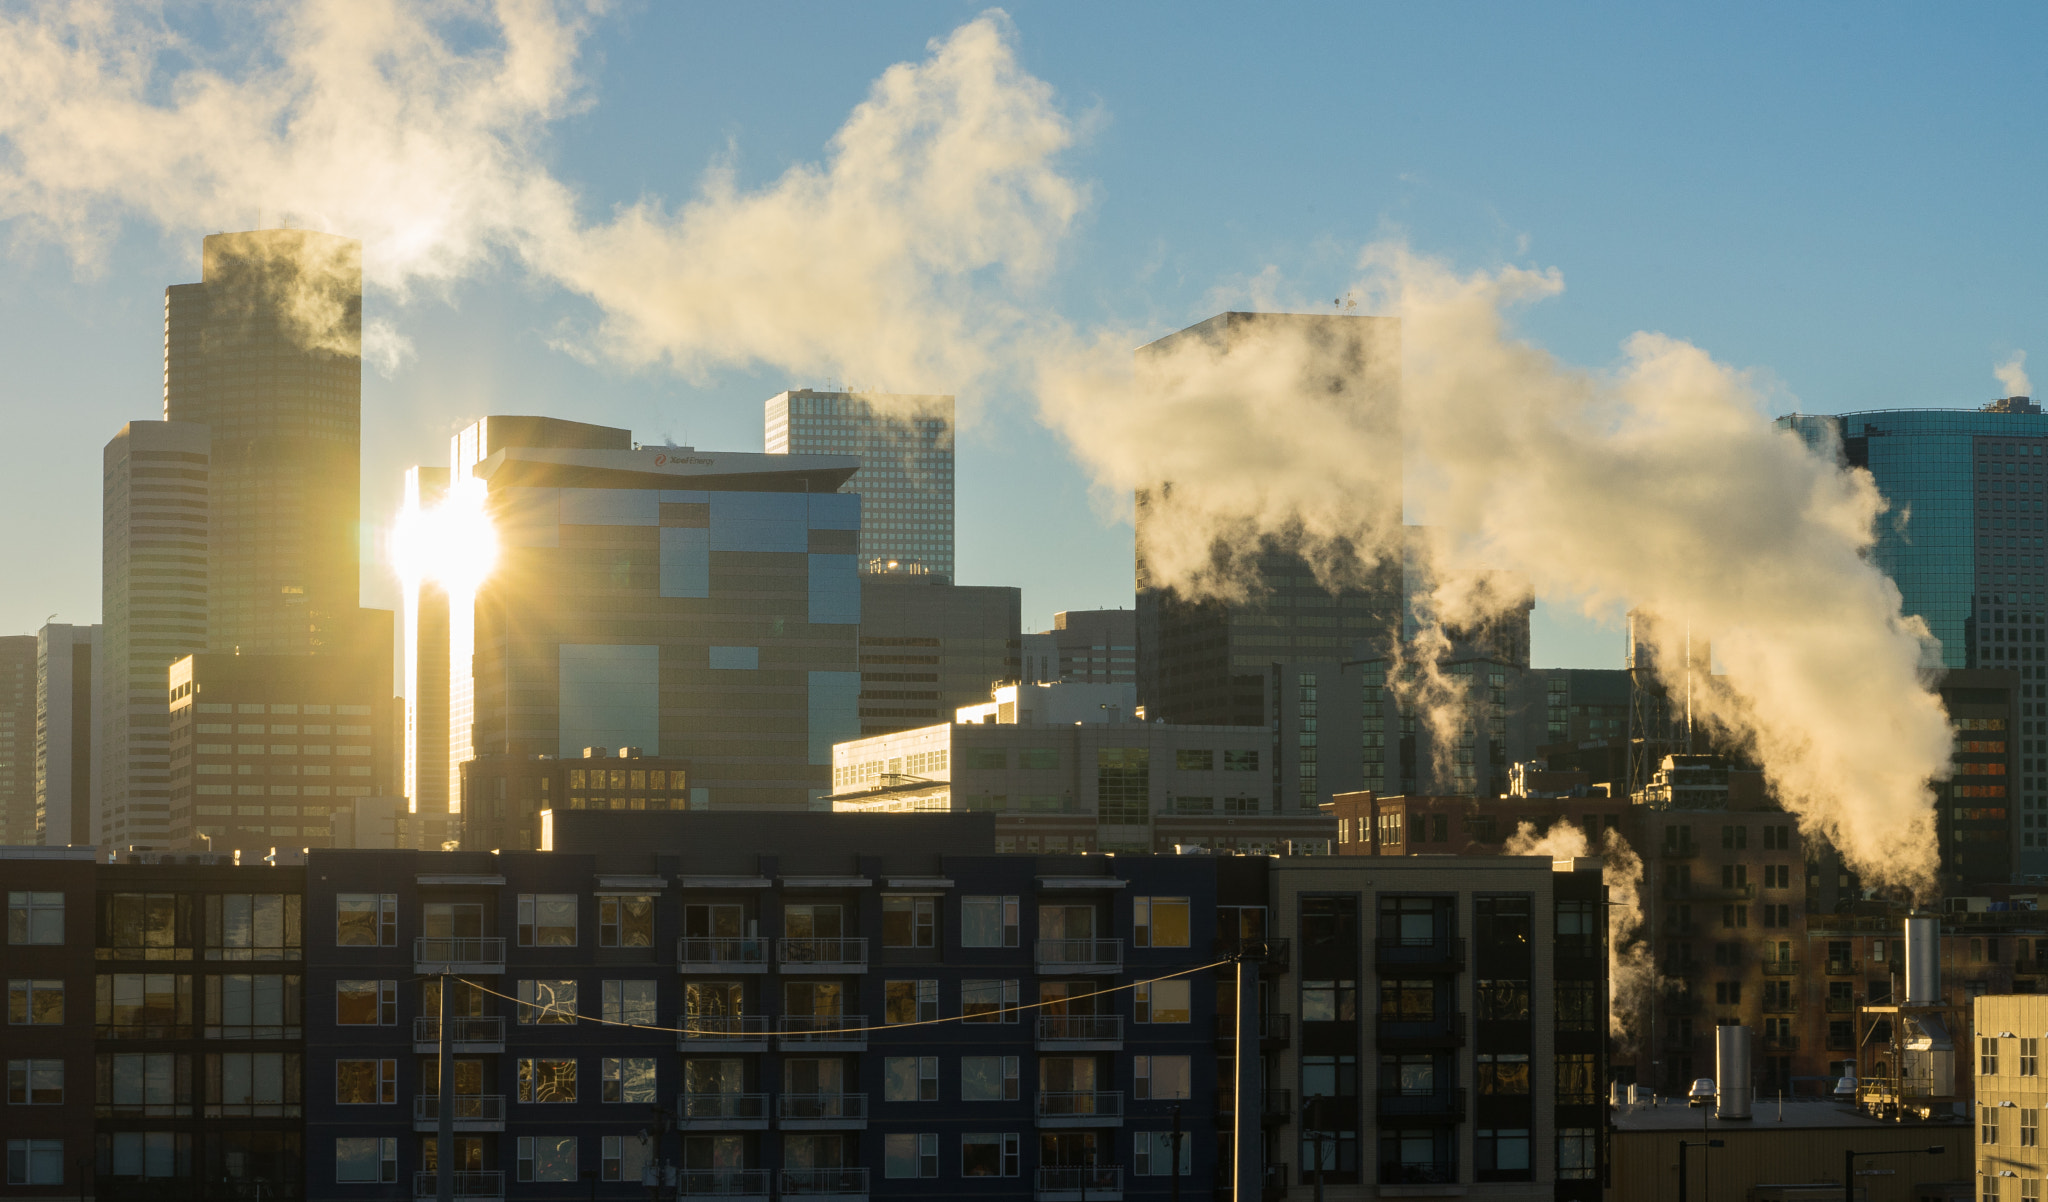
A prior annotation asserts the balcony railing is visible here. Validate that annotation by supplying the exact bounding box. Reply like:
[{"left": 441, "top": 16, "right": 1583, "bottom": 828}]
[
  {"left": 1374, "top": 1088, "right": 1466, "bottom": 1117},
  {"left": 1036, "top": 939, "right": 1124, "bottom": 972},
  {"left": 1825, "top": 959, "right": 1862, "bottom": 975},
  {"left": 1373, "top": 937, "right": 1466, "bottom": 971},
  {"left": 776, "top": 937, "right": 867, "bottom": 970},
  {"left": 679, "top": 1092, "right": 769, "bottom": 1122},
  {"left": 1825, "top": 996, "right": 1855, "bottom": 1013},
  {"left": 1376, "top": 1012, "right": 1466, "bottom": 1046},
  {"left": 412, "top": 1016, "right": 505, "bottom": 1050},
  {"left": 678, "top": 1169, "right": 770, "bottom": 1197},
  {"left": 411, "top": 1094, "right": 504, "bottom": 1131},
  {"left": 1037, "top": 1090, "right": 1124, "bottom": 1123},
  {"left": 1035, "top": 1166, "right": 1122, "bottom": 1200},
  {"left": 413, "top": 937, "right": 506, "bottom": 971},
  {"left": 1038, "top": 1015, "right": 1123, "bottom": 1046},
  {"left": 777, "top": 1168, "right": 867, "bottom": 1197},
  {"left": 413, "top": 1172, "right": 504, "bottom": 1200},
  {"left": 776, "top": 1093, "right": 867, "bottom": 1123},
  {"left": 677, "top": 936, "right": 766, "bottom": 972},
  {"left": 679, "top": 1014, "right": 769, "bottom": 1048},
  {"left": 1761, "top": 957, "right": 1799, "bottom": 976},
  {"left": 1761, "top": 998, "right": 1800, "bottom": 1014},
  {"left": 776, "top": 1015, "right": 868, "bottom": 1048}
]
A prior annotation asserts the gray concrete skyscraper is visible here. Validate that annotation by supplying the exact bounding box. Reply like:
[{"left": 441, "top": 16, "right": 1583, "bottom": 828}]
[
  {"left": 765, "top": 389, "right": 955, "bottom": 579},
  {"left": 34, "top": 622, "right": 97, "bottom": 845},
  {"left": 0, "top": 635, "right": 32, "bottom": 843},
  {"left": 164, "top": 229, "right": 363, "bottom": 654},
  {"left": 99, "top": 421, "right": 210, "bottom": 848}
]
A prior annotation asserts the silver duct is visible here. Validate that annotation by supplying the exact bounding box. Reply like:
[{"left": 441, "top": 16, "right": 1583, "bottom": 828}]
[
  {"left": 1714, "top": 1025, "right": 1754, "bottom": 1120},
  {"left": 1904, "top": 913, "right": 1941, "bottom": 1006}
]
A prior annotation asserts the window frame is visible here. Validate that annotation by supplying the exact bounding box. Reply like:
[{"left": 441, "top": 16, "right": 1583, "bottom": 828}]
[
  {"left": 959, "top": 896, "right": 1019, "bottom": 948},
  {"left": 960, "top": 1055, "right": 1020, "bottom": 1102},
  {"left": 7, "top": 893, "right": 64, "bottom": 946},
  {"left": 597, "top": 896, "right": 654, "bottom": 949},
  {"left": 334, "top": 1058, "right": 397, "bottom": 1105},
  {"left": 7, "top": 979, "right": 64, "bottom": 1025},
  {"left": 961, "top": 979, "right": 1020, "bottom": 1023},
  {"left": 1134, "top": 897, "right": 1191, "bottom": 948},
  {"left": 516, "top": 979, "right": 579, "bottom": 1025},
  {"left": 960, "top": 1132, "right": 1020, "bottom": 1178},
  {"left": 882, "top": 896, "right": 938, "bottom": 949},
  {"left": 1134, "top": 1054, "right": 1191, "bottom": 1100},
  {"left": 6, "top": 1059, "right": 64, "bottom": 1105},
  {"left": 334, "top": 894, "right": 396, "bottom": 947},
  {"left": 517, "top": 894, "right": 578, "bottom": 948},
  {"left": 334, "top": 979, "right": 397, "bottom": 1026},
  {"left": 599, "top": 1057, "right": 657, "bottom": 1105},
  {"left": 334, "top": 1136, "right": 398, "bottom": 1184},
  {"left": 1134, "top": 979, "right": 1192, "bottom": 1024},
  {"left": 885, "top": 1055, "right": 941, "bottom": 1102},
  {"left": 516, "top": 1058, "right": 579, "bottom": 1104}
]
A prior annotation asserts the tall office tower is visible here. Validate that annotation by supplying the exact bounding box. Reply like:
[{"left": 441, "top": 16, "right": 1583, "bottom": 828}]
[
  {"left": 33, "top": 623, "right": 97, "bottom": 845},
  {"left": 440, "top": 416, "right": 862, "bottom": 810},
  {"left": 1135, "top": 313, "right": 1404, "bottom": 728},
  {"left": 0, "top": 635, "right": 31, "bottom": 842},
  {"left": 764, "top": 388, "right": 956, "bottom": 579},
  {"left": 1021, "top": 609, "right": 1138, "bottom": 685},
  {"left": 100, "top": 420, "right": 211, "bottom": 849},
  {"left": 400, "top": 464, "right": 453, "bottom": 848},
  {"left": 1779, "top": 397, "right": 2048, "bottom": 875},
  {"left": 164, "top": 229, "right": 363, "bottom": 654},
  {"left": 855, "top": 574, "right": 1020, "bottom": 736}
]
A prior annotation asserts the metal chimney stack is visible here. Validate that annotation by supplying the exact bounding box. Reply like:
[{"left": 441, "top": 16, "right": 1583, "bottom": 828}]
[
  {"left": 1904, "top": 913, "right": 1941, "bottom": 1005},
  {"left": 1715, "top": 1025, "right": 1754, "bottom": 1120}
]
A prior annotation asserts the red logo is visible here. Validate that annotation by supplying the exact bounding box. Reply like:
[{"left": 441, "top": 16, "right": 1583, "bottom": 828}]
[{"left": 655, "top": 454, "right": 667, "bottom": 466}]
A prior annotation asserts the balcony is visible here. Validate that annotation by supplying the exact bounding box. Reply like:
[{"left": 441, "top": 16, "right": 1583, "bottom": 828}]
[
  {"left": 1763, "top": 1034, "right": 1799, "bottom": 1052},
  {"left": 1761, "top": 998, "right": 1801, "bottom": 1014},
  {"left": 1036, "top": 939, "right": 1125, "bottom": 974},
  {"left": 1373, "top": 937, "right": 1466, "bottom": 973},
  {"left": 678, "top": 936, "right": 767, "bottom": 974},
  {"left": 776, "top": 1014, "right": 868, "bottom": 1052},
  {"left": 1261, "top": 1088, "right": 1292, "bottom": 1125},
  {"left": 414, "top": 937, "right": 506, "bottom": 975},
  {"left": 412, "top": 1016, "right": 505, "bottom": 1053},
  {"left": 1214, "top": 1012, "right": 1292, "bottom": 1048},
  {"left": 1374, "top": 1088, "right": 1466, "bottom": 1118},
  {"left": 777, "top": 1093, "right": 867, "bottom": 1130},
  {"left": 1825, "top": 959, "right": 1862, "bottom": 976},
  {"left": 413, "top": 1172, "right": 504, "bottom": 1201},
  {"left": 777, "top": 937, "right": 868, "bottom": 973},
  {"left": 777, "top": 1168, "right": 868, "bottom": 1198},
  {"left": 679, "top": 1091, "right": 770, "bottom": 1130},
  {"left": 1036, "top": 1166, "right": 1122, "bottom": 1201},
  {"left": 1037, "top": 1015, "right": 1123, "bottom": 1050},
  {"left": 678, "top": 1169, "right": 770, "bottom": 1199},
  {"left": 1376, "top": 1012, "right": 1466, "bottom": 1048},
  {"left": 1037, "top": 1090, "right": 1124, "bottom": 1128},
  {"left": 1214, "top": 936, "right": 1293, "bottom": 972},
  {"left": 412, "top": 1094, "right": 504, "bottom": 1133},
  {"left": 678, "top": 1014, "right": 770, "bottom": 1052},
  {"left": 1824, "top": 996, "right": 1855, "bottom": 1014},
  {"left": 1761, "top": 957, "right": 1799, "bottom": 976}
]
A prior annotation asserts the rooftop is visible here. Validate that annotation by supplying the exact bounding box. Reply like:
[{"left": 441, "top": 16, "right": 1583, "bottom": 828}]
[{"left": 1613, "top": 1098, "right": 1966, "bottom": 1132}]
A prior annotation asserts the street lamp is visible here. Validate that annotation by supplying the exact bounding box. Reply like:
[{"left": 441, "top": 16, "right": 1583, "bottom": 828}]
[
  {"left": 1676, "top": 1138, "right": 1722, "bottom": 1202},
  {"left": 1843, "top": 1145, "right": 1944, "bottom": 1202}
]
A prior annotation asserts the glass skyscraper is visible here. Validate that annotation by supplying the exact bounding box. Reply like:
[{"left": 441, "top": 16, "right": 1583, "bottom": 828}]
[{"left": 764, "top": 388, "right": 955, "bottom": 580}]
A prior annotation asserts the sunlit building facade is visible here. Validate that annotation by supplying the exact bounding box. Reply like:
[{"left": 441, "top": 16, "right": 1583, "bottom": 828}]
[{"left": 764, "top": 389, "right": 956, "bottom": 580}]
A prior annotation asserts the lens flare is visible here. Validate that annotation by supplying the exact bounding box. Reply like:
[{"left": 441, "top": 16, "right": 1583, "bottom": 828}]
[{"left": 392, "top": 476, "right": 497, "bottom": 596}]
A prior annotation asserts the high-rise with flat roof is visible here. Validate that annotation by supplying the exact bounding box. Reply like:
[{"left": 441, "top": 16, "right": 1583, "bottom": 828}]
[
  {"left": 164, "top": 229, "right": 363, "bottom": 655},
  {"left": 33, "top": 622, "right": 97, "bottom": 845},
  {"left": 1021, "top": 609, "right": 1138, "bottom": 686},
  {"left": 100, "top": 420, "right": 211, "bottom": 849},
  {"left": 855, "top": 574, "right": 1020, "bottom": 736},
  {"left": 400, "top": 464, "right": 452, "bottom": 848},
  {"left": 1779, "top": 398, "right": 2048, "bottom": 875},
  {"left": 0, "top": 634, "right": 32, "bottom": 843},
  {"left": 765, "top": 388, "right": 955, "bottom": 579}
]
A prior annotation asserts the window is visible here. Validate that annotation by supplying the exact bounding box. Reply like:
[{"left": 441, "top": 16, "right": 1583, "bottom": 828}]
[
  {"left": 598, "top": 897, "right": 653, "bottom": 948},
  {"left": 96, "top": 974, "right": 192, "bottom": 1036},
  {"left": 962, "top": 979, "right": 1019, "bottom": 1022},
  {"left": 961, "top": 1133, "right": 1020, "bottom": 1177},
  {"left": 7, "top": 1059, "right": 61, "bottom": 1107},
  {"left": 517, "top": 1059, "right": 577, "bottom": 1103},
  {"left": 8, "top": 893, "right": 63, "bottom": 945},
  {"left": 102, "top": 893, "right": 180, "bottom": 957},
  {"left": 517, "top": 979, "right": 578, "bottom": 1024},
  {"left": 1557, "top": 1054, "right": 1599, "bottom": 1104},
  {"left": 885, "top": 1132, "right": 938, "bottom": 1179},
  {"left": 517, "top": 1136, "right": 577, "bottom": 1182},
  {"left": 1302, "top": 979, "right": 1358, "bottom": 1022},
  {"left": 1557, "top": 1127, "right": 1597, "bottom": 1180},
  {"left": 100, "top": 1132, "right": 185, "bottom": 1179},
  {"left": 1134, "top": 980, "right": 1191, "bottom": 1023},
  {"left": 334, "top": 893, "right": 395, "bottom": 946},
  {"left": 960, "top": 1056, "right": 1019, "bottom": 1101},
  {"left": 335, "top": 979, "right": 396, "bottom": 1026},
  {"left": 2026, "top": 1038, "right": 2041, "bottom": 1077},
  {"left": 886, "top": 1056, "right": 940, "bottom": 1102},
  {"left": 1557, "top": 981, "right": 1600, "bottom": 1033},
  {"left": 886, "top": 979, "right": 939, "bottom": 1024},
  {"left": 1224, "top": 750, "right": 1258, "bottom": 771},
  {"left": 335, "top": 1137, "right": 397, "bottom": 1183},
  {"left": 601, "top": 1136, "right": 651, "bottom": 1184},
  {"left": 600, "top": 1058, "right": 656, "bottom": 1104},
  {"left": 1476, "top": 979, "right": 1531, "bottom": 1021},
  {"left": 1477, "top": 1128, "right": 1532, "bottom": 1182},
  {"left": 960, "top": 896, "right": 1019, "bottom": 947},
  {"left": 99, "top": 1054, "right": 185, "bottom": 1115},
  {"left": 8, "top": 979, "right": 62, "bottom": 1024},
  {"left": 208, "top": 973, "right": 303, "bottom": 1038},
  {"left": 205, "top": 894, "right": 300, "bottom": 960},
  {"left": 1985, "top": 1104, "right": 2001, "bottom": 1145},
  {"left": 1135, "top": 1132, "right": 1192, "bottom": 1176},
  {"left": 205, "top": 1051, "right": 299, "bottom": 1117},
  {"left": 335, "top": 1059, "right": 396, "bottom": 1104},
  {"left": 1985, "top": 1036, "right": 2003, "bottom": 1077},
  {"left": 2025, "top": 1108, "right": 2041, "bottom": 1148},
  {"left": 7, "top": 1140, "right": 62, "bottom": 1185},
  {"left": 1020, "top": 748, "right": 1059, "bottom": 770},
  {"left": 517, "top": 894, "right": 577, "bottom": 947},
  {"left": 1134, "top": 897, "right": 1190, "bottom": 947},
  {"left": 883, "top": 897, "right": 936, "bottom": 948},
  {"left": 1176, "top": 749, "right": 1214, "bottom": 771},
  {"left": 602, "top": 980, "right": 657, "bottom": 1026},
  {"left": 1134, "top": 1055, "right": 1191, "bottom": 1100},
  {"left": 1477, "top": 1053, "right": 1531, "bottom": 1095}
]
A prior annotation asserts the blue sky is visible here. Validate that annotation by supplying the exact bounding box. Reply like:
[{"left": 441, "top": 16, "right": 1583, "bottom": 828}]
[{"left": 3, "top": 2, "right": 2044, "bottom": 665}]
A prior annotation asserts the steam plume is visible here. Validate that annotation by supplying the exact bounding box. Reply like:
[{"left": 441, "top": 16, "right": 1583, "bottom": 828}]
[
  {"left": 1998, "top": 351, "right": 2032, "bottom": 398},
  {"left": 1504, "top": 820, "right": 1657, "bottom": 1049}
]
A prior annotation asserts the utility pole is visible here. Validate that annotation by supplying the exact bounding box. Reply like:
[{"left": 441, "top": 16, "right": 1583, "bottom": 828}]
[
  {"left": 1676, "top": 1137, "right": 1722, "bottom": 1202},
  {"left": 1232, "top": 948, "right": 1260, "bottom": 1202},
  {"left": 437, "top": 973, "right": 454, "bottom": 1202}
]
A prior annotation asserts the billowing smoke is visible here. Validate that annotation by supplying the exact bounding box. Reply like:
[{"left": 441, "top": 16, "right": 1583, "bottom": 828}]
[
  {"left": 1504, "top": 820, "right": 1658, "bottom": 1050},
  {"left": 0, "top": 2, "right": 1079, "bottom": 389},
  {"left": 1998, "top": 351, "right": 2032, "bottom": 399}
]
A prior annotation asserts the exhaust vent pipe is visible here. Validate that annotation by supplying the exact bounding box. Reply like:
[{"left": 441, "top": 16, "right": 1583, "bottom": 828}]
[
  {"left": 1715, "top": 1025, "right": 1754, "bottom": 1120},
  {"left": 1905, "top": 913, "right": 1941, "bottom": 1006}
]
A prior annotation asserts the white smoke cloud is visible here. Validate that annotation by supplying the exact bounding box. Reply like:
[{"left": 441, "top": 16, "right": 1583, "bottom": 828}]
[
  {"left": 1998, "top": 351, "right": 2031, "bottom": 398},
  {"left": 1504, "top": 820, "right": 1658, "bottom": 1049},
  {"left": 0, "top": 1, "right": 1080, "bottom": 392}
]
